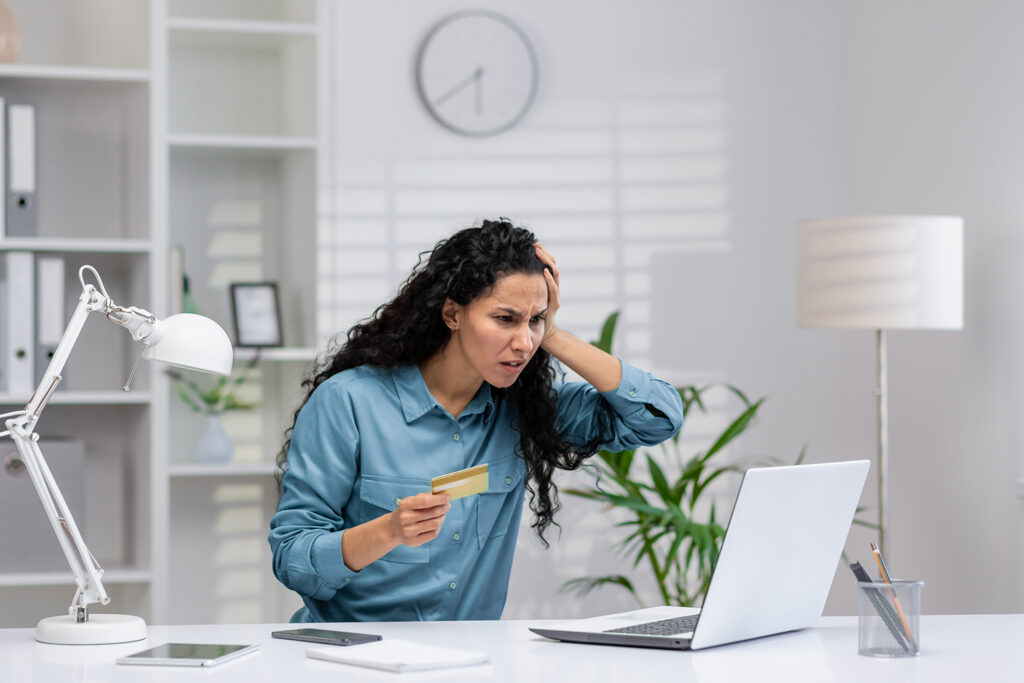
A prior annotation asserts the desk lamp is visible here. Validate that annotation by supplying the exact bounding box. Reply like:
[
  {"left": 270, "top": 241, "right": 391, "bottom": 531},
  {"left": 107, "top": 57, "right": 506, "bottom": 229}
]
[
  {"left": 2, "top": 265, "right": 233, "bottom": 644},
  {"left": 796, "top": 216, "right": 963, "bottom": 557}
]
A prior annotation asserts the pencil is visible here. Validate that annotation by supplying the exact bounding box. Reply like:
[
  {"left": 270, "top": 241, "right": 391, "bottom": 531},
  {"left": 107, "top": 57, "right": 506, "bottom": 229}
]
[{"left": 871, "top": 543, "right": 915, "bottom": 646}]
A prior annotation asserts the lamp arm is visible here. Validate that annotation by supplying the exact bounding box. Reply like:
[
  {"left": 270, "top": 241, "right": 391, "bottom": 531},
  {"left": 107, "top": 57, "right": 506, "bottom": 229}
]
[
  {"left": 25, "top": 284, "right": 106, "bottom": 420},
  {"left": 4, "top": 283, "right": 113, "bottom": 620}
]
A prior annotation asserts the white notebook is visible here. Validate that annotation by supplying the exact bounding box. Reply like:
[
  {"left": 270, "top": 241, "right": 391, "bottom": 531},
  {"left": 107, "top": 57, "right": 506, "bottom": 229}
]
[{"left": 306, "top": 639, "right": 490, "bottom": 673}]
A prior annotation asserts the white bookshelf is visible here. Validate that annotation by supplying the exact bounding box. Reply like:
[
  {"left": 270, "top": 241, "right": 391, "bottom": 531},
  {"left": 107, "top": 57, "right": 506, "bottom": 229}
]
[
  {"left": 0, "top": 64, "right": 151, "bottom": 83},
  {"left": 168, "top": 462, "right": 278, "bottom": 478},
  {"left": 0, "top": 569, "right": 152, "bottom": 588},
  {"left": 0, "top": 391, "right": 153, "bottom": 405},
  {"left": 166, "top": 17, "right": 317, "bottom": 37},
  {"left": 167, "top": 133, "right": 318, "bottom": 151},
  {"left": 0, "top": 238, "right": 154, "bottom": 253},
  {"left": 0, "top": 0, "right": 159, "bottom": 628},
  {"left": 161, "top": 0, "right": 324, "bottom": 625},
  {"left": 0, "top": 0, "right": 323, "bottom": 630},
  {"left": 234, "top": 347, "right": 317, "bottom": 362}
]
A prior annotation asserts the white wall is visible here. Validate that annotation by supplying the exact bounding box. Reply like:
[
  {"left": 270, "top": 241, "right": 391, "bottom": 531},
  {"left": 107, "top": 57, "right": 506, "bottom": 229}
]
[
  {"left": 835, "top": 1, "right": 1024, "bottom": 613},
  {"left": 324, "top": 0, "right": 1024, "bottom": 619},
  {"left": 324, "top": 0, "right": 860, "bottom": 619}
]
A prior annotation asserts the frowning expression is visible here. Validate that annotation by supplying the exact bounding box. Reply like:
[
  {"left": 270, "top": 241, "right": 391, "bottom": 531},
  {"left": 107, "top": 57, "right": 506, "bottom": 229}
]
[{"left": 444, "top": 272, "right": 548, "bottom": 388}]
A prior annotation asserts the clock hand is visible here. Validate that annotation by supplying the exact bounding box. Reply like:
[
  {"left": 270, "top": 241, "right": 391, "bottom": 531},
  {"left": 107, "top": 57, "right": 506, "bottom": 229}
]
[
  {"left": 433, "top": 69, "right": 480, "bottom": 108},
  {"left": 474, "top": 67, "right": 483, "bottom": 115}
]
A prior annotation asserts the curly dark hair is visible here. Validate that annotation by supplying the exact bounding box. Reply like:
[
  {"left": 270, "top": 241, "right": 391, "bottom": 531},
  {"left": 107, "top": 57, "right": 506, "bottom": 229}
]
[{"left": 276, "top": 219, "right": 603, "bottom": 543}]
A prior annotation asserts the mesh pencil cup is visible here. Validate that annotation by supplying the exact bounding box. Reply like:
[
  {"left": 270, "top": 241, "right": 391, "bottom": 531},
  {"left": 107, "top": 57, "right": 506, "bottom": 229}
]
[{"left": 857, "top": 580, "right": 923, "bottom": 657}]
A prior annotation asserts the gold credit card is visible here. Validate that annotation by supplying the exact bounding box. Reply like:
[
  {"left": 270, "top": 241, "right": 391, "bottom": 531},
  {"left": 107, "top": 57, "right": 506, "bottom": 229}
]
[{"left": 431, "top": 463, "right": 489, "bottom": 501}]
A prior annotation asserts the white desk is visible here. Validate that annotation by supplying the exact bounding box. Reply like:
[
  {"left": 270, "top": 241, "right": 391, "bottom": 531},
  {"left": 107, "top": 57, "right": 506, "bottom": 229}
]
[{"left": 0, "top": 615, "right": 1019, "bottom": 682}]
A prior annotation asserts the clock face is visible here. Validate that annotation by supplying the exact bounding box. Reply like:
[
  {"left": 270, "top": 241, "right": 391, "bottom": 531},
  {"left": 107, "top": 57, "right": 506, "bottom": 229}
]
[{"left": 416, "top": 11, "right": 539, "bottom": 137}]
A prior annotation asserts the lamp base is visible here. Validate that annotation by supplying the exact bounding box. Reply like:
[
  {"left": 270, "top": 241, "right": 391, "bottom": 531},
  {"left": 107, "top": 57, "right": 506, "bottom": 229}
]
[{"left": 35, "top": 613, "right": 147, "bottom": 645}]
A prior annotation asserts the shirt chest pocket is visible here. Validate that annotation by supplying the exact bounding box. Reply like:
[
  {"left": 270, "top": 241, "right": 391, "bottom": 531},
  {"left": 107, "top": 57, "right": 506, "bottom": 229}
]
[
  {"left": 475, "top": 458, "right": 525, "bottom": 547},
  {"left": 358, "top": 474, "right": 432, "bottom": 564}
]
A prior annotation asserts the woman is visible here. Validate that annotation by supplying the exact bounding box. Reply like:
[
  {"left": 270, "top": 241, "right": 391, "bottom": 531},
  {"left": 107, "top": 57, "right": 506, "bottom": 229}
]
[{"left": 269, "top": 219, "right": 683, "bottom": 622}]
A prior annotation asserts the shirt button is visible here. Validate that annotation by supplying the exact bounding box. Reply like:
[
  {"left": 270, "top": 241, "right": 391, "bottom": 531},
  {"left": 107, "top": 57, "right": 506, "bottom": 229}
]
[
  {"left": 394, "top": 497, "right": 401, "bottom": 506},
  {"left": 504, "top": 477, "right": 512, "bottom": 485},
  {"left": 453, "top": 433, "right": 461, "bottom": 441},
  {"left": 449, "top": 582, "right": 457, "bottom": 590},
  {"left": 344, "top": 578, "right": 350, "bottom": 583},
  {"left": 628, "top": 389, "right": 638, "bottom": 398},
  {"left": 453, "top": 532, "right": 461, "bottom": 541}
]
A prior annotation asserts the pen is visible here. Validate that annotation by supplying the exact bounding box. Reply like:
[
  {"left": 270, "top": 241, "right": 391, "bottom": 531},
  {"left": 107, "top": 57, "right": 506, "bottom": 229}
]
[{"left": 871, "top": 543, "right": 915, "bottom": 648}]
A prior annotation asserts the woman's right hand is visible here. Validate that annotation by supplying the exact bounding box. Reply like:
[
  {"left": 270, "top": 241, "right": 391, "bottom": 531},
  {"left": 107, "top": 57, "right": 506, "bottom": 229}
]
[{"left": 388, "top": 492, "right": 451, "bottom": 547}]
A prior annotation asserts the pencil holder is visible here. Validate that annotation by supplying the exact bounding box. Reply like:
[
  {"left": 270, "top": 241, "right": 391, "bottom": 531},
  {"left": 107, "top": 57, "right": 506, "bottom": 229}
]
[{"left": 857, "top": 580, "right": 923, "bottom": 657}]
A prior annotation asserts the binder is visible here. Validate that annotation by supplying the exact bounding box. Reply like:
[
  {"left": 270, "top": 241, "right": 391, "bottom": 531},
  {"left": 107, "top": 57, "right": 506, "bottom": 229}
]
[
  {"left": 0, "top": 277, "right": 6, "bottom": 392},
  {"left": 0, "top": 97, "right": 6, "bottom": 239},
  {"left": 4, "top": 250, "right": 34, "bottom": 395},
  {"left": 36, "top": 255, "right": 65, "bottom": 387},
  {"left": 7, "top": 104, "right": 36, "bottom": 237}
]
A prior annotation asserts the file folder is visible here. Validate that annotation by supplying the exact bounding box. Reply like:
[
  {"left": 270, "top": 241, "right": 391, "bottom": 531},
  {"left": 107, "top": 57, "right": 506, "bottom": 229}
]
[
  {"left": 4, "top": 250, "right": 34, "bottom": 395},
  {"left": 0, "top": 97, "right": 6, "bottom": 239},
  {"left": 36, "top": 255, "right": 65, "bottom": 386},
  {"left": 7, "top": 103, "right": 36, "bottom": 237}
]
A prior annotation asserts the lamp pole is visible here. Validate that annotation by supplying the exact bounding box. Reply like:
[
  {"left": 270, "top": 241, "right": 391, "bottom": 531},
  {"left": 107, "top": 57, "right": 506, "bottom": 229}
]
[{"left": 875, "top": 329, "right": 889, "bottom": 558}]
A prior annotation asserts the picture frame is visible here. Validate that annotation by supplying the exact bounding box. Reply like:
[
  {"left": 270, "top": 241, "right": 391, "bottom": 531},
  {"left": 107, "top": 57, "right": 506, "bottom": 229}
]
[{"left": 229, "top": 282, "right": 283, "bottom": 348}]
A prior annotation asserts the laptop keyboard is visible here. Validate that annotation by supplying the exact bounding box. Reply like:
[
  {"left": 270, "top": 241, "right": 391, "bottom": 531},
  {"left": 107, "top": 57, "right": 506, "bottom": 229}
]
[{"left": 605, "top": 614, "right": 699, "bottom": 636}]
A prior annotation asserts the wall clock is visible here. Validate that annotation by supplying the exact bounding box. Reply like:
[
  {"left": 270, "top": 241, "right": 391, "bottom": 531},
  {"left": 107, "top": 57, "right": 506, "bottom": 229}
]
[{"left": 415, "top": 10, "right": 539, "bottom": 137}]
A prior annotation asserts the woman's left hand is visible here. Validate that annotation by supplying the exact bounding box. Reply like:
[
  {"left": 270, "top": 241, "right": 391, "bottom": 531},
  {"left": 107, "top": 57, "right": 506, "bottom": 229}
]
[{"left": 533, "top": 243, "right": 561, "bottom": 344}]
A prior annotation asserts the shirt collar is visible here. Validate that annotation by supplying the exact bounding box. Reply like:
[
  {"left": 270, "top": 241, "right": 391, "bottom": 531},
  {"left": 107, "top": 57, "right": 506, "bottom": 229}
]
[{"left": 392, "top": 365, "right": 495, "bottom": 423}]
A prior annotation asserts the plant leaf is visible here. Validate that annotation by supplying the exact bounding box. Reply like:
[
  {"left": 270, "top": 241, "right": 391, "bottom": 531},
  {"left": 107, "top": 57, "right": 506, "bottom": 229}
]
[
  {"left": 590, "top": 311, "right": 620, "bottom": 353},
  {"left": 701, "top": 398, "right": 764, "bottom": 463},
  {"left": 561, "top": 575, "right": 644, "bottom": 607},
  {"left": 646, "top": 454, "right": 674, "bottom": 504}
]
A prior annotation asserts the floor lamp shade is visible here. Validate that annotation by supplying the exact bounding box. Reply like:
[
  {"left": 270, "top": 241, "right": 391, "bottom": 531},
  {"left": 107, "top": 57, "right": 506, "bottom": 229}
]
[
  {"left": 796, "top": 215, "right": 963, "bottom": 557},
  {"left": 797, "top": 215, "right": 963, "bottom": 330}
]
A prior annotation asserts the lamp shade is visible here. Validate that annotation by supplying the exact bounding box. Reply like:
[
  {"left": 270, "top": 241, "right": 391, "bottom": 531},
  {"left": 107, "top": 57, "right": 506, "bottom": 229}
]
[
  {"left": 143, "top": 313, "right": 233, "bottom": 375},
  {"left": 797, "top": 215, "right": 963, "bottom": 329}
]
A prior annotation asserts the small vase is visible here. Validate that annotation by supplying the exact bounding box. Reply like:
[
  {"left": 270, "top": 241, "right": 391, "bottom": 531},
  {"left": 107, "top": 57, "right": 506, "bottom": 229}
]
[
  {"left": 195, "top": 415, "right": 233, "bottom": 464},
  {"left": 0, "top": 1, "right": 21, "bottom": 64}
]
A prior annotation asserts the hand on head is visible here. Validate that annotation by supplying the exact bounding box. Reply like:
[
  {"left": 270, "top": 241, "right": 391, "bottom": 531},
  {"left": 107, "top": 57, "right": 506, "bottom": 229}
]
[{"left": 533, "top": 243, "right": 560, "bottom": 342}]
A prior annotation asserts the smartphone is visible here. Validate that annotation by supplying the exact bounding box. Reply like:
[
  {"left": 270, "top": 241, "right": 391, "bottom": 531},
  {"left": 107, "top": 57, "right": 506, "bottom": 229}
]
[{"left": 271, "top": 628, "right": 382, "bottom": 646}]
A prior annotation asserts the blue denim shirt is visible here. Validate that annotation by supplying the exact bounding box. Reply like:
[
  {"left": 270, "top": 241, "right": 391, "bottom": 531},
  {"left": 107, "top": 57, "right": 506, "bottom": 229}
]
[{"left": 268, "top": 361, "right": 683, "bottom": 622}]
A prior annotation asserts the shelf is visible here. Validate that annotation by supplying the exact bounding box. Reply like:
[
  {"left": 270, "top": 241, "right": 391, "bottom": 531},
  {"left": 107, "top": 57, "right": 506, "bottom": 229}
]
[
  {"left": 0, "top": 391, "right": 153, "bottom": 407},
  {"left": 0, "top": 568, "right": 151, "bottom": 588},
  {"left": 235, "top": 347, "right": 317, "bottom": 362},
  {"left": 167, "top": 17, "right": 317, "bottom": 37},
  {"left": 168, "top": 0, "right": 317, "bottom": 24},
  {"left": 0, "top": 64, "right": 151, "bottom": 84},
  {"left": 168, "top": 133, "right": 318, "bottom": 152},
  {"left": 0, "top": 238, "right": 154, "bottom": 254},
  {"left": 168, "top": 19, "right": 316, "bottom": 54},
  {"left": 169, "top": 462, "right": 277, "bottom": 478}
]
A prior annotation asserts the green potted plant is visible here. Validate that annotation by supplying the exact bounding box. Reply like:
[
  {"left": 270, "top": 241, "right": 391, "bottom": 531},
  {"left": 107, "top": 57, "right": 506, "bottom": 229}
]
[
  {"left": 169, "top": 363, "right": 256, "bottom": 464},
  {"left": 562, "top": 312, "right": 785, "bottom": 607}
]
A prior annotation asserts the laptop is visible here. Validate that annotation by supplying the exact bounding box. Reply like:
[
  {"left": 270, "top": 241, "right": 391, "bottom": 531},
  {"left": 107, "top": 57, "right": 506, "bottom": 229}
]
[{"left": 530, "top": 460, "right": 869, "bottom": 650}]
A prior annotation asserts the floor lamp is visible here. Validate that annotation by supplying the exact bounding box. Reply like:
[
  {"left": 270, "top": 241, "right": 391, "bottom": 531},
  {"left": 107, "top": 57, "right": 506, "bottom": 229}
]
[{"left": 796, "top": 216, "right": 963, "bottom": 558}]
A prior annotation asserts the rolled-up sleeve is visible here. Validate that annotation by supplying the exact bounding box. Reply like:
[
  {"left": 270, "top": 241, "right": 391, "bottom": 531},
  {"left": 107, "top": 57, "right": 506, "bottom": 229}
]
[
  {"left": 269, "top": 381, "right": 360, "bottom": 601},
  {"left": 555, "top": 361, "right": 684, "bottom": 451}
]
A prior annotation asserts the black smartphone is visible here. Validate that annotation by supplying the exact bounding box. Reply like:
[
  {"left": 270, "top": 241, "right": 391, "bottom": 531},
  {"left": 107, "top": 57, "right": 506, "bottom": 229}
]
[{"left": 271, "top": 628, "right": 382, "bottom": 646}]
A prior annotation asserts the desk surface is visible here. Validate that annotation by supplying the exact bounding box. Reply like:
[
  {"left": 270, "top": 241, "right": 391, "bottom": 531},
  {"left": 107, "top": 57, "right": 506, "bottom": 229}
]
[{"left": 1, "top": 615, "right": 1020, "bottom": 682}]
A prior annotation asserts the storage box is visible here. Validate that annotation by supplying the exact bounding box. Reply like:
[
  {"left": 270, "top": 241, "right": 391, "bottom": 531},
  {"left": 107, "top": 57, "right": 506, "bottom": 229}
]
[{"left": 0, "top": 439, "right": 86, "bottom": 572}]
